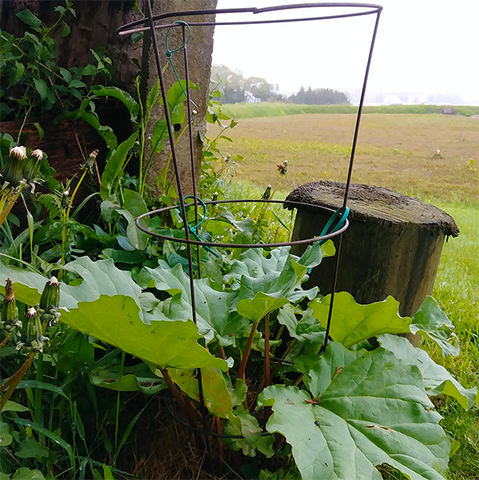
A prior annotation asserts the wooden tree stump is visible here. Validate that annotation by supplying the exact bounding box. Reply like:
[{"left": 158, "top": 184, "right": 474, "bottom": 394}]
[{"left": 286, "top": 181, "right": 459, "bottom": 346}]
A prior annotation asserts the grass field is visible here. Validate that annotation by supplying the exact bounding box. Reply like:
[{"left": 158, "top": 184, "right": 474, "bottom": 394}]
[
  {"left": 220, "top": 102, "right": 479, "bottom": 119},
  {"left": 208, "top": 112, "right": 479, "bottom": 204},
  {"left": 207, "top": 107, "right": 479, "bottom": 479}
]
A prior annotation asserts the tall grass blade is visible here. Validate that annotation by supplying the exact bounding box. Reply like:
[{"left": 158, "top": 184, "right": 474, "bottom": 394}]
[{"left": 11, "top": 417, "right": 75, "bottom": 469}]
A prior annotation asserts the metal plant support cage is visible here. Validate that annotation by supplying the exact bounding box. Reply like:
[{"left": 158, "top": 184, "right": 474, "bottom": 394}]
[{"left": 117, "top": 0, "right": 382, "bottom": 455}]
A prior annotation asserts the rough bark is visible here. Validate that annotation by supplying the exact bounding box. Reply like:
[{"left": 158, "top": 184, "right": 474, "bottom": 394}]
[{"left": 286, "top": 181, "right": 459, "bottom": 346}]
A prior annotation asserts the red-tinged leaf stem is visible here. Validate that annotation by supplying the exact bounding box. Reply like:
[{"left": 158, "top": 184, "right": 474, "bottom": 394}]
[
  {"left": 264, "top": 313, "right": 272, "bottom": 423},
  {"left": 237, "top": 319, "right": 261, "bottom": 383}
]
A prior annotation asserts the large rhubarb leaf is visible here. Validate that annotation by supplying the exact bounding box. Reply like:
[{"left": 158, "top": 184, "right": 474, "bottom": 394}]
[
  {"left": 258, "top": 344, "right": 450, "bottom": 480},
  {"left": 0, "top": 257, "right": 142, "bottom": 310},
  {"left": 294, "top": 342, "right": 366, "bottom": 399},
  {"left": 226, "top": 243, "right": 325, "bottom": 299},
  {"left": 310, "top": 292, "right": 411, "bottom": 348},
  {"left": 228, "top": 243, "right": 327, "bottom": 323},
  {"left": 237, "top": 292, "right": 290, "bottom": 323},
  {"left": 0, "top": 263, "right": 49, "bottom": 306},
  {"left": 60, "top": 294, "right": 227, "bottom": 371},
  {"left": 379, "top": 334, "right": 477, "bottom": 410},
  {"left": 410, "top": 296, "right": 460, "bottom": 356},
  {"left": 138, "top": 262, "right": 247, "bottom": 345},
  {"left": 61, "top": 257, "right": 143, "bottom": 307}
]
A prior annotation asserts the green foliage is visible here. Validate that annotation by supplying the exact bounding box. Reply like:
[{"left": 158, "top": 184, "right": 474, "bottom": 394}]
[
  {"left": 2, "top": 236, "right": 475, "bottom": 479},
  {"left": 259, "top": 344, "right": 450, "bottom": 480},
  {"left": 62, "top": 295, "right": 227, "bottom": 371},
  {"left": 379, "top": 335, "right": 478, "bottom": 410},
  {"left": 0, "top": 3, "right": 113, "bottom": 129},
  {"left": 410, "top": 296, "right": 460, "bottom": 356},
  {"left": 310, "top": 292, "right": 411, "bottom": 347},
  {"left": 290, "top": 86, "right": 350, "bottom": 105}
]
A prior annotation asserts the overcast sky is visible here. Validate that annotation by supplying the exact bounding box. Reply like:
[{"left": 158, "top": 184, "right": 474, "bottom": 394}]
[{"left": 212, "top": 1, "right": 479, "bottom": 104}]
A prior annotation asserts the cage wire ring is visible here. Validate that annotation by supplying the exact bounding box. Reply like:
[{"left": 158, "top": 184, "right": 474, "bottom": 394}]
[{"left": 135, "top": 199, "right": 349, "bottom": 249}]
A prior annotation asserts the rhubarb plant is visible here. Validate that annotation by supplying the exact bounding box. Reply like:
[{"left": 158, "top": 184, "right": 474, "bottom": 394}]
[{"left": 1, "top": 242, "right": 477, "bottom": 480}]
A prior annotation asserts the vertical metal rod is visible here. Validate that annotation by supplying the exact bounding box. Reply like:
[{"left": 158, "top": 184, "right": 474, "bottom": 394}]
[
  {"left": 181, "top": 24, "right": 211, "bottom": 472},
  {"left": 182, "top": 24, "right": 203, "bottom": 278},
  {"left": 145, "top": 6, "right": 212, "bottom": 469},
  {"left": 343, "top": 9, "right": 382, "bottom": 206},
  {"left": 322, "top": 10, "right": 381, "bottom": 354},
  {"left": 144, "top": 0, "right": 199, "bottom": 327},
  {"left": 319, "top": 231, "right": 343, "bottom": 354}
]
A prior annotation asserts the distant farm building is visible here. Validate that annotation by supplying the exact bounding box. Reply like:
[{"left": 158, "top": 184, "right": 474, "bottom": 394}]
[{"left": 245, "top": 91, "right": 261, "bottom": 103}]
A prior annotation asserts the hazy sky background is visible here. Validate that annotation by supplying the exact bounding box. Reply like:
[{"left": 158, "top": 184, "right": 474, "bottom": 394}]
[{"left": 212, "top": 1, "right": 479, "bottom": 104}]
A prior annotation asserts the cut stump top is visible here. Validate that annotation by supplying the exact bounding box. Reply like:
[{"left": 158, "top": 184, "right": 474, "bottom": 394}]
[{"left": 285, "top": 181, "right": 459, "bottom": 237}]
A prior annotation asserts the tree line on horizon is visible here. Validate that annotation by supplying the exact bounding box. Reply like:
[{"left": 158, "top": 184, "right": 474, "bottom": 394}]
[{"left": 211, "top": 64, "right": 350, "bottom": 105}]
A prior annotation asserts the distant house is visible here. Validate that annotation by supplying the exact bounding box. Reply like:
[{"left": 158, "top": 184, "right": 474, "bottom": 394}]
[
  {"left": 244, "top": 91, "right": 261, "bottom": 103},
  {"left": 443, "top": 107, "right": 454, "bottom": 115}
]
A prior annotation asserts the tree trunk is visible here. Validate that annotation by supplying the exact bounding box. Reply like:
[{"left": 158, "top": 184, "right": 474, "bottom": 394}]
[
  {"left": 140, "top": 0, "right": 218, "bottom": 196},
  {"left": 286, "top": 181, "right": 459, "bottom": 346}
]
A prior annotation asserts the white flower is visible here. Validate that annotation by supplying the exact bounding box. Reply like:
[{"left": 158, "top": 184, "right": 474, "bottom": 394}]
[{"left": 9, "top": 145, "right": 27, "bottom": 161}]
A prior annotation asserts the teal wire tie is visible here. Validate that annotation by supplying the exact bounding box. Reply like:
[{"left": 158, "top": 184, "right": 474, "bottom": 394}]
[
  {"left": 165, "top": 21, "right": 199, "bottom": 110},
  {"left": 307, "top": 206, "right": 349, "bottom": 273},
  {"left": 318, "top": 206, "right": 349, "bottom": 245},
  {"left": 178, "top": 196, "right": 220, "bottom": 258}
]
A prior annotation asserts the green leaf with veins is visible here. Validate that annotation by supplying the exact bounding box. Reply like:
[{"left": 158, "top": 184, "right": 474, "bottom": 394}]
[
  {"left": 294, "top": 342, "right": 366, "bottom": 399},
  {"left": 222, "top": 406, "right": 275, "bottom": 458},
  {"left": 226, "top": 243, "right": 326, "bottom": 298},
  {"left": 237, "top": 292, "right": 289, "bottom": 322},
  {"left": 227, "top": 243, "right": 326, "bottom": 323},
  {"left": 59, "top": 294, "right": 227, "bottom": 371},
  {"left": 277, "top": 303, "right": 326, "bottom": 343},
  {"left": 379, "top": 334, "right": 477, "bottom": 410},
  {"left": 138, "top": 261, "right": 247, "bottom": 345},
  {"left": 410, "top": 296, "right": 460, "bottom": 356},
  {"left": 258, "top": 344, "right": 450, "bottom": 480},
  {"left": 309, "top": 292, "right": 411, "bottom": 348},
  {"left": 0, "top": 257, "right": 142, "bottom": 311}
]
